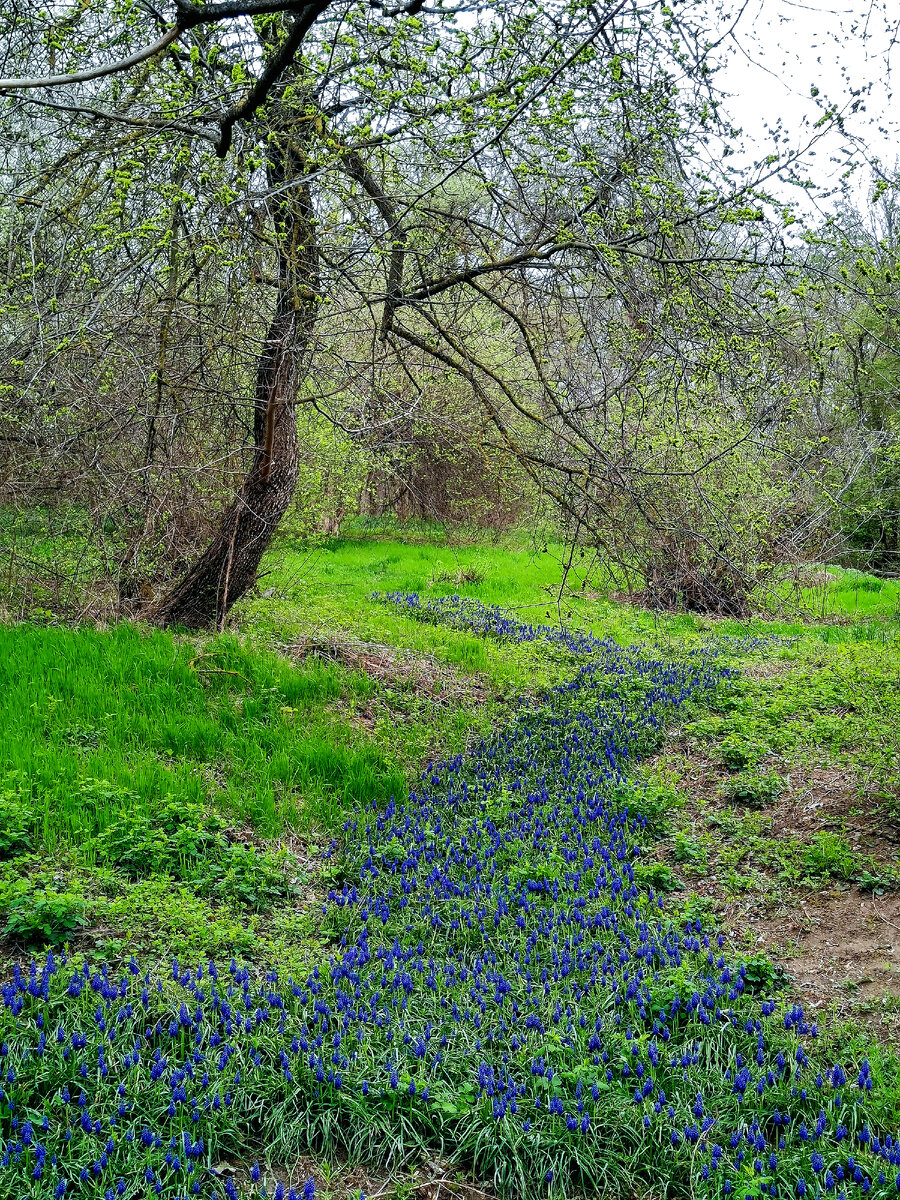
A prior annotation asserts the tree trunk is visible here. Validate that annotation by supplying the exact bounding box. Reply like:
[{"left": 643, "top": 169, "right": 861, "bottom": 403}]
[{"left": 148, "top": 134, "right": 318, "bottom": 630}]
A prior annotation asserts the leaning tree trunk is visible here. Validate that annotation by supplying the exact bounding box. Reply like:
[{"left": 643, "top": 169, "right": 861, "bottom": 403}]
[{"left": 149, "top": 135, "right": 318, "bottom": 630}]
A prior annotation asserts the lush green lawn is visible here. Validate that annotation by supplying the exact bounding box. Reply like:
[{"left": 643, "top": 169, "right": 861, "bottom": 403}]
[
  {"left": 0, "top": 623, "right": 404, "bottom": 839},
  {"left": 1, "top": 533, "right": 898, "bottom": 964}
]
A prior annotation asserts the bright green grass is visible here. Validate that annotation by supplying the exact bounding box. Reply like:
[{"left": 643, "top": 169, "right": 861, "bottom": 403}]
[
  {"left": 763, "top": 565, "right": 900, "bottom": 621},
  {"left": 821, "top": 568, "right": 900, "bottom": 618},
  {"left": 0, "top": 623, "right": 408, "bottom": 843},
  {"left": 246, "top": 537, "right": 900, "bottom": 642},
  {"left": 238, "top": 535, "right": 713, "bottom": 684}
]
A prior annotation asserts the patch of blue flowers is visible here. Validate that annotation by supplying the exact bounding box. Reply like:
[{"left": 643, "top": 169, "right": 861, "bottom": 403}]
[
  {"left": 376, "top": 591, "right": 775, "bottom": 659},
  {"left": 377, "top": 591, "right": 613, "bottom": 654},
  {"left": 0, "top": 597, "right": 893, "bottom": 1198}
]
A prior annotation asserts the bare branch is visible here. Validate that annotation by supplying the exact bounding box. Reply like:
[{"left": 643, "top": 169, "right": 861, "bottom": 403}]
[{"left": 15, "top": 94, "right": 218, "bottom": 143}]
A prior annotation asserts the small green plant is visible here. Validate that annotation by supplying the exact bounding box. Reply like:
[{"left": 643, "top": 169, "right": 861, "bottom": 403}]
[
  {"left": 191, "top": 844, "right": 296, "bottom": 910},
  {"left": 855, "top": 867, "right": 895, "bottom": 895},
  {"left": 801, "top": 831, "right": 856, "bottom": 881},
  {"left": 718, "top": 738, "right": 764, "bottom": 771},
  {"left": 507, "top": 851, "right": 568, "bottom": 887},
  {"left": 672, "top": 831, "right": 707, "bottom": 865},
  {"left": 64, "top": 722, "right": 103, "bottom": 748},
  {"left": 94, "top": 798, "right": 223, "bottom": 878},
  {"left": 719, "top": 771, "right": 785, "bottom": 809},
  {"left": 2, "top": 883, "right": 87, "bottom": 947},
  {"left": 0, "top": 791, "right": 34, "bottom": 858},
  {"left": 741, "top": 954, "right": 790, "bottom": 993},
  {"left": 615, "top": 780, "right": 674, "bottom": 837},
  {"left": 634, "top": 860, "right": 683, "bottom": 893}
]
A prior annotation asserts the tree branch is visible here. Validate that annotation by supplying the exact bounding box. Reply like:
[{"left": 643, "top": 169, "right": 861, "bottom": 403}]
[
  {"left": 339, "top": 147, "right": 406, "bottom": 338},
  {"left": 215, "top": 0, "right": 332, "bottom": 156},
  {"left": 15, "top": 94, "right": 218, "bottom": 143},
  {"left": 0, "top": 0, "right": 332, "bottom": 96},
  {"left": 0, "top": 26, "right": 181, "bottom": 91}
]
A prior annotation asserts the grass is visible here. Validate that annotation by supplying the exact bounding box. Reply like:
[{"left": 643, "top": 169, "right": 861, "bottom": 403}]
[
  {"left": 0, "top": 621, "right": 433, "bottom": 960},
  {"left": 0, "top": 623, "right": 408, "bottom": 840},
  {"left": 1, "top": 528, "right": 900, "bottom": 1197},
  {"left": 773, "top": 566, "right": 900, "bottom": 622}
]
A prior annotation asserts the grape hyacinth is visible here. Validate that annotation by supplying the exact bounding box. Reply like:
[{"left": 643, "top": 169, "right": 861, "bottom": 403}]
[{"left": 0, "top": 597, "right": 891, "bottom": 1199}]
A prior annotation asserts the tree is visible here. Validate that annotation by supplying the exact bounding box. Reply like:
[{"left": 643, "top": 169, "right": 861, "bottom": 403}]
[
  {"left": 0, "top": 0, "right": 848, "bottom": 622},
  {"left": 818, "top": 180, "right": 900, "bottom": 571}
]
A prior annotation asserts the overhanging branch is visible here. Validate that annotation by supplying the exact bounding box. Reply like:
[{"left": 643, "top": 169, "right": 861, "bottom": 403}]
[{"left": 0, "top": 26, "right": 181, "bottom": 91}]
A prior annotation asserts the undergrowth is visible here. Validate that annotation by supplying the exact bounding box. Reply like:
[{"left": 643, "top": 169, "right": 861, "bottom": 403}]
[{"left": 1, "top": 596, "right": 899, "bottom": 1200}]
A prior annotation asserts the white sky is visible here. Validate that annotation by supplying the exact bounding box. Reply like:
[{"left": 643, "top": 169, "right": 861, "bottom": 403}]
[{"left": 709, "top": 0, "right": 900, "bottom": 211}]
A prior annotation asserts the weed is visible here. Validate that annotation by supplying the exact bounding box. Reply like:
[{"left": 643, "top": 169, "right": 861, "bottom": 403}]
[
  {"left": 0, "top": 782, "right": 34, "bottom": 858},
  {"left": 719, "top": 770, "right": 785, "bottom": 808},
  {"left": 672, "top": 831, "right": 708, "bottom": 868},
  {"left": 633, "top": 860, "right": 683, "bottom": 892},
  {"left": 718, "top": 737, "right": 765, "bottom": 771},
  {"left": 1, "top": 879, "right": 86, "bottom": 947},
  {"left": 801, "top": 831, "right": 857, "bottom": 881},
  {"left": 191, "top": 843, "right": 297, "bottom": 910},
  {"left": 740, "top": 953, "right": 790, "bottom": 992},
  {"left": 614, "top": 779, "right": 677, "bottom": 837},
  {"left": 856, "top": 868, "right": 896, "bottom": 895}
]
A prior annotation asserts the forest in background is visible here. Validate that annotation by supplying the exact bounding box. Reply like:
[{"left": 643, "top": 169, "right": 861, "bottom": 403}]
[{"left": 0, "top": 0, "right": 898, "bottom": 625}]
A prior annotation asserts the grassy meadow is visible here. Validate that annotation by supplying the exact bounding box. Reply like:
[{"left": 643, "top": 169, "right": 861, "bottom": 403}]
[
  {"left": 1, "top": 532, "right": 899, "bottom": 962},
  {"left": 1, "top": 527, "right": 900, "bottom": 1198}
]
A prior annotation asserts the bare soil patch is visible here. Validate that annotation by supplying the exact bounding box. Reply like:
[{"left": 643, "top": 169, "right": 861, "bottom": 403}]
[
  {"left": 653, "top": 748, "right": 900, "bottom": 1040},
  {"left": 668, "top": 749, "right": 900, "bottom": 861},
  {"left": 289, "top": 634, "right": 490, "bottom": 706},
  {"left": 712, "top": 884, "right": 900, "bottom": 1030}
]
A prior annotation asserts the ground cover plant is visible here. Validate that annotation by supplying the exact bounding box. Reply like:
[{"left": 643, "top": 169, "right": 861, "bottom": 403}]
[
  {"left": 2, "top": 586, "right": 900, "bottom": 1200},
  {"left": 628, "top": 621, "right": 900, "bottom": 1038}
]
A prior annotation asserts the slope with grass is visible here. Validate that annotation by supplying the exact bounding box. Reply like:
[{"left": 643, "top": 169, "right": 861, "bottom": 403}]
[{"left": 0, "top": 534, "right": 899, "bottom": 1200}]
